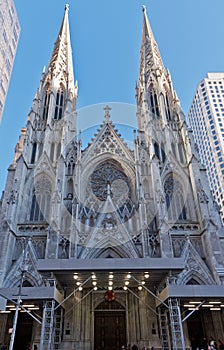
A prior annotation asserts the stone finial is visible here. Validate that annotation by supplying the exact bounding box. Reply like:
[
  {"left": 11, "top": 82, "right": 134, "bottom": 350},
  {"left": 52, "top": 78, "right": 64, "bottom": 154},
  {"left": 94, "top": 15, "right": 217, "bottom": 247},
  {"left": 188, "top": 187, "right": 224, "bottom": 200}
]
[{"left": 104, "top": 105, "right": 111, "bottom": 122}]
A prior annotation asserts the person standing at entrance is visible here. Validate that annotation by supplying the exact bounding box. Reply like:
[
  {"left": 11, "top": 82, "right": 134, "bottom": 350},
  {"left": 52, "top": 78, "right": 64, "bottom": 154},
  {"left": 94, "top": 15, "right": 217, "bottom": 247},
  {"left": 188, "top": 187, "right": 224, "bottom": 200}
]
[
  {"left": 208, "top": 340, "right": 217, "bottom": 350},
  {"left": 132, "top": 345, "right": 138, "bottom": 350}
]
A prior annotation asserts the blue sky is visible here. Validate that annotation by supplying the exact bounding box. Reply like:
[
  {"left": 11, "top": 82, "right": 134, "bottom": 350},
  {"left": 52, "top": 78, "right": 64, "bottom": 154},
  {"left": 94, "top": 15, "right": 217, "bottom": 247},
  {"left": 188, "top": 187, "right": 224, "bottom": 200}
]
[{"left": 1, "top": 0, "right": 224, "bottom": 192}]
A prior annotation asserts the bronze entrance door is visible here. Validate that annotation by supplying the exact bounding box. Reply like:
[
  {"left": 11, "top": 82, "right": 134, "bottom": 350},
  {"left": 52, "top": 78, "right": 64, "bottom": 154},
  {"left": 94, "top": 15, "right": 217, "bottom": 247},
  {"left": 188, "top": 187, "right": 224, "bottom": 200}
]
[{"left": 94, "top": 311, "right": 126, "bottom": 350}]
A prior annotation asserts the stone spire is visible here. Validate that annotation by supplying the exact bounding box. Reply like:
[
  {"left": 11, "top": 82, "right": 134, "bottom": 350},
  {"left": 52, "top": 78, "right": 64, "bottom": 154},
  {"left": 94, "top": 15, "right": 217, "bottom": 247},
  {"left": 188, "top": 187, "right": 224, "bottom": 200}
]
[
  {"left": 139, "top": 6, "right": 166, "bottom": 88},
  {"left": 43, "top": 4, "right": 76, "bottom": 95}
]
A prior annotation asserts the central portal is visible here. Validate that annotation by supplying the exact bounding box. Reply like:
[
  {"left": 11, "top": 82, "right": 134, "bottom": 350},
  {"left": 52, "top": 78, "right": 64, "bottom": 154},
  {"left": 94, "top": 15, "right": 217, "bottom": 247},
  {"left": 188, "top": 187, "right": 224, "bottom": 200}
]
[{"left": 94, "top": 300, "right": 126, "bottom": 350}]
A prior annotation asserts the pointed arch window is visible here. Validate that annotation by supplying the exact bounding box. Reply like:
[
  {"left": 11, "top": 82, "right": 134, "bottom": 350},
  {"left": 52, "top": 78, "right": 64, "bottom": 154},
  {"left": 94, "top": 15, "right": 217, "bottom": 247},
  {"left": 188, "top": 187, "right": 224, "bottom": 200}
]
[
  {"left": 56, "top": 143, "right": 61, "bottom": 160},
  {"left": 42, "top": 87, "right": 51, "bottom": 120},
  {"left": 171, "top": 143, "right": 176, "bottom": 158},
  {"left": 165, "top": 94, "right": 172, "bottom": 121},
  {"left": 149, "top": 87, "right": 160, "bottom": 118},
  {"left": 29, "top": 177, "right": 52, "bottom": 222},
  {"left": 161, "top": 143, "right": 166, "bottom": 163},
  {"left": 54, "top": 88, "right": 64, "bottom": 120},
  {"left": 50, "top": 143, "right": 55, "bottom": 162},
  {"left": 164, "top": 176, "right": 187, "bottom": 221},
  {"left": 178, "top": 143, "right": 186, "bottom": 164},
  {"left": 154, "top": 141, "right": 160, "bottom": 160},
  {"left": 30, "top": 142, "right": 37, "bottom": 164},
  {"left": 38, "top": 143, "right": 43, "bottom": 158}
]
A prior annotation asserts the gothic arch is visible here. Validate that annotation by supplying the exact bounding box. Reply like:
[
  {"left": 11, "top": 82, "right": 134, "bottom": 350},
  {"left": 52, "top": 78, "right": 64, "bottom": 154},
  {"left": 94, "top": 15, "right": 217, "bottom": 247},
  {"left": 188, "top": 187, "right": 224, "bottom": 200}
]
[
  {"left": 4, "top": 248, "right": 43, "bottom": 288},
  {"left": 148, "top": 84, "right": 159, "bottom": 118},
  {"left": 80, "top": 238, "right": 139, "bottom": 259},
  {"left": 54, "top": 84, "right": 65, "bottom": 120},
  {"left": 29, "top": 174, "right": 53, "bottom": 222},
  {"left": 177, "top": 269, "right": 214, "bottom": 286},
  {"left": 42, "top": 83, "right": 51, "bottom": 120},
  {"left": 163, "top": 173, "right": 188, "bottom": 221},
  {"left": 176, "top": 243, "right": 215, "bottom": 285},
  {"left": 7, "top": 270, "right": 41, "bottom": 288}
]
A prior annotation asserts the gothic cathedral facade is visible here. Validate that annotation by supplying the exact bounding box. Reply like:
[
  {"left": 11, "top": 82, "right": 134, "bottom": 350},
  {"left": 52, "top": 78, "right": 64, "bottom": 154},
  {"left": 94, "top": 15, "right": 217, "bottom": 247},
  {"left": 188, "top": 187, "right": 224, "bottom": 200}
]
[{"left": 0, "top": 6, "right": 224, "bottom": 350}]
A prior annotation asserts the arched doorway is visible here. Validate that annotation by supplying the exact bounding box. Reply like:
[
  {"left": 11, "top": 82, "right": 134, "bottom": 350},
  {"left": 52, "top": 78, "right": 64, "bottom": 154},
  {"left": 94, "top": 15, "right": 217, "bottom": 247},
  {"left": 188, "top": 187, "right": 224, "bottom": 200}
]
[{"left": 94, "top": 300, "right": 126, "bottom": 350}]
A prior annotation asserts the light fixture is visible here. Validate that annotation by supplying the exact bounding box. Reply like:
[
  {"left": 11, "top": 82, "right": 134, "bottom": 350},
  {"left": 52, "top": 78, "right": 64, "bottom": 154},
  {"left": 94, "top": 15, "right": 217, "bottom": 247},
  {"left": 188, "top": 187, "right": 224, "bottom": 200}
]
[
  {"left": 28, "top": 307, "right": 39, "bottom": 310},
  {"left": 76, "top": 281, "right": 81, "bottom": 286},
  {"left": 144, "top": 273, "right": 150, "bottom": 279},
  {"left": 184, "top": 304, "right": 195, "bottom": 307},
  {"left": 123, "top": 286, "right": 128, "bottom": 290},
  {"left": 141, "top": 281, "right": 145, "bottom": 285},
  {"left": 189, "top": 301, "right": 201, "bottom": 304},
  {"left": 209, "top": 301, "right": 221, "bottom": 304},
  {"left": 108, "top": 280, "right": 113, "bottom": 286},
  {"left": 202, "top": 304, "right": 213, "bottom": 307},
  {"left": 108, "top": 286, "right": 113, "bottom": 291},
  {"left": 78, "top": 286, "right": 83, "bottom": 291},
  {"left": 188, "top": 308, "right": 196, "bottom": 311},
  {"left": 220, "top": 304, "right": 224, "bottom": 307},
  {"left": 108, "top": 273, "right": 113, "bottom": 279},
  {"left": 93, "top": 286, "right": 98, "bottom": 291},
  {"left": 22, "top": 304, "right": 35, "bottom": 308},
  {"left": 92, "top": 281, "right": 97, "bottom": 286},
  {"left": 0, "top": 310, "right": 11, "bottom": 313},
  {"left": 6, "top": 305, "right": 14, "bottom": 308},
  {"left": 138, "top": 285, "right": 143, "bottom": 291},
  {"left": 126, "top": 274, "right": 131, "bottom": 279},
  {"left": 124, "top": 281, "right": 129, "bottom": 285},
  {"left": 210, "top": 307, "right": 221, "bottom": 311},
  {"left": 92, "top": 273, "right": 96, "bottom": 279},
  {"left": 73, "top": 274, "right": 78, "bottom": 280}
]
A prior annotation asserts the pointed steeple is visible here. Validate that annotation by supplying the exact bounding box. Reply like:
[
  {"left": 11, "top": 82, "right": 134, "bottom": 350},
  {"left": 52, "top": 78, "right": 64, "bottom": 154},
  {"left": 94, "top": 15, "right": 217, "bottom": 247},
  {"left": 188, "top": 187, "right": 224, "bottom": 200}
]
[
  {"left": 139, "top": 6, "right": 166, "bottom": 88},
  {"left": 43, "top": 4, "right": 76, "bottom": 95}
]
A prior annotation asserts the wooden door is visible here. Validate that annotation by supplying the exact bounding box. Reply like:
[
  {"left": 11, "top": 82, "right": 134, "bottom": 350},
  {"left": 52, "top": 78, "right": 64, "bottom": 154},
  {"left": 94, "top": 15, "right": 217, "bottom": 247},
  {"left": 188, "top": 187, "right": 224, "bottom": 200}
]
[{"left": 95, "top": 311, "right": 126, "bottom": 350}]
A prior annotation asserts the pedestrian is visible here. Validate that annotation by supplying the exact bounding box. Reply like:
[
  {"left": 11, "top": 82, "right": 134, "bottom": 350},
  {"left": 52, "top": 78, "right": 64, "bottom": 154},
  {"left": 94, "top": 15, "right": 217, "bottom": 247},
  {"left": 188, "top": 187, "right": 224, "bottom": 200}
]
[
  {"left": 219, "top": 340, "right": 224, "bottom": 350},
  {"left": 209, "top": 340, "right": 217, "bottom": 350},
  {"left": 132, "top": 345, "right": 138, "bottom": 350}
]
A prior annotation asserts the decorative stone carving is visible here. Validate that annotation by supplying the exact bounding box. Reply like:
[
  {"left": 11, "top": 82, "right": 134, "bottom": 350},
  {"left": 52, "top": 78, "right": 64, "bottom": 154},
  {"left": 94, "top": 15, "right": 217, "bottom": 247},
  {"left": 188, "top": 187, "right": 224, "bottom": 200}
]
[
  {"left": 58, "top": 235, "right": 69, "bottom": 259},
  {"left": 90, "top": 162, "right": 129, "bottom": 201},
  {"left": 148, "top": 233, "right": 160, "bottom": 257},
  {"left": 197, "top": 179, "right": 209, "bottom": 203},
  {"left": 6, "top": 189, "right": 17, "bottom": 204},
  {"left": 90, "top": 125, "right": 129, "bottom": 158},
  {"left": 176, "top": 242, "right": 215, "bottom": 285},
  {"left": 171, "top": 236, "right": 186, "bottom": 257}
]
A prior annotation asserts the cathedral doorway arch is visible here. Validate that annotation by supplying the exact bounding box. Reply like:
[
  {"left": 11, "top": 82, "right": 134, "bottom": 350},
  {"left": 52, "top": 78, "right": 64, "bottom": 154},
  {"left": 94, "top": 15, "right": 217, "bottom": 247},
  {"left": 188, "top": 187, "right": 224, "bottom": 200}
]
[{"left": 94, "top": 300, "right": 126, "bottom": 350}]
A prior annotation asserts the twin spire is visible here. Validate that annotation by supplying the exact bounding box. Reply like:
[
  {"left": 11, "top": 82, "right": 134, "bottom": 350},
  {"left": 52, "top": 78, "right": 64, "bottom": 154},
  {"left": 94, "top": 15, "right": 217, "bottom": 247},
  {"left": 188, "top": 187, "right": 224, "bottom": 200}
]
[
  {"left": 44, "top": 4, "right": 75, "bottom": 94},
  {"left": 43, "top": 5, "right": 167, "bottom": 100},
  {"left": 139, "top": 6, "right": 166, "bottom": 88}
]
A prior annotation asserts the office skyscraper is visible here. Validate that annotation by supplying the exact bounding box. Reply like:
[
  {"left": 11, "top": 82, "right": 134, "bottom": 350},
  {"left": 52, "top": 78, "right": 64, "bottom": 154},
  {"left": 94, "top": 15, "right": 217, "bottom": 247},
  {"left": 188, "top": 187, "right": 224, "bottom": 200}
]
[
  {"left": 0, "top": 0, "right": 20, "bottom": 122},
  {"left": 188, "top": 73, "right": 224, "bottom": 224}
]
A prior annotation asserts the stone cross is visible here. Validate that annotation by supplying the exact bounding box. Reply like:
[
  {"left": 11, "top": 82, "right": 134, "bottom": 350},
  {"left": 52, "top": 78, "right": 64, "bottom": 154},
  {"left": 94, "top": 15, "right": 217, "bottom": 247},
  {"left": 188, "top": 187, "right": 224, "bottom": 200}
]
[{"left": 104, "top": 105, "right": 111, "bottom": 122}]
